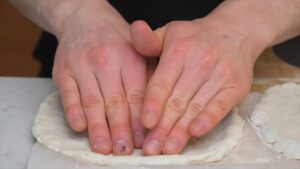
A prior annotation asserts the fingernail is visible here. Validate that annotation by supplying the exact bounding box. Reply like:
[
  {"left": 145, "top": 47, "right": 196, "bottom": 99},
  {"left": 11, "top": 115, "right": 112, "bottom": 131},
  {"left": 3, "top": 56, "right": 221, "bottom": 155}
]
[
  {"left": 165, "top": 138, "right": 179, "bottom": 152},
  {"left": 94, "top": 138, "right": 111, "bottom": 153},
  {"left": 144, "top": 111, "right": 157, "bottom": 127},
  {"left": 134, "top": 132, "right": 144, "bottom": 148},
  {"left": 115, "top": 139, "right": 130, "bottom": 154},
  {"left": 146, "top": 139, "right": 161, "bottom": 155}
]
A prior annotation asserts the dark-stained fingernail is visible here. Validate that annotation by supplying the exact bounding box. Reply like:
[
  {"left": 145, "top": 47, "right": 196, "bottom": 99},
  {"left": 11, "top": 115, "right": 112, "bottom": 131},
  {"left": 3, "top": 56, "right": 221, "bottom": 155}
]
[
  {"left": 134, "top": 131, "right": 144, "bottom": 148},
  {"left": 164, "top": 138, "right": 179, "bottom": 153},
  {"left": 144, "top": 111, "right": 157, "bottom": 128},
  {"left": 94, "top": 138, "right": 111, "bottom": 154},
  {"left": 145, "top": 139, "right": 161, "bottom": 155},
  {"left": 115, "top": 139, "right": 130, "bottom": 155}
]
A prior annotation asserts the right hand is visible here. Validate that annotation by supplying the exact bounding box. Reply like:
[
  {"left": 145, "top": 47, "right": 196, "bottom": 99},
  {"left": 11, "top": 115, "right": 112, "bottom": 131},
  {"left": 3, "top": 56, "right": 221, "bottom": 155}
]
[{"left": 52, "top": 1, "right": 149, "bottom": 155}]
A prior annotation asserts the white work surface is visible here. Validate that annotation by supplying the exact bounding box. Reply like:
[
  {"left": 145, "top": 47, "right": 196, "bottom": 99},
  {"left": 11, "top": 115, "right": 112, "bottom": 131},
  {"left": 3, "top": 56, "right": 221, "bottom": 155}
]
[
  {"left": 1, "top": 77, "right": 300, "bottom": 169},
  {"left": 0, "top": 77, "right": 56, "bottom": 169}
]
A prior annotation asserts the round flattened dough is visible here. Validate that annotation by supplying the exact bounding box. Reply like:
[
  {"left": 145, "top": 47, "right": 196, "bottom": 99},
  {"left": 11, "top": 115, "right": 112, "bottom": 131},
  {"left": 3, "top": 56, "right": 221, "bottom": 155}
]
[
  {"left": 250, "top": 82, "right": 300, "bottom": 159},
  {"left": 32, "top": 93, "right": 244, "bottom": 166}
]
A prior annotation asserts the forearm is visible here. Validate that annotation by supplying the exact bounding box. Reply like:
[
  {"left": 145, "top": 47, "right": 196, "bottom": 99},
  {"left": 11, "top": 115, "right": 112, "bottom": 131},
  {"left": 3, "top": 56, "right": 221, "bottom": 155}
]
[
  {"left": 6, "top": 0, "right": 125, "bottom": 38},
  {"left": 204, "top": 0, "right": 300, "bottom": 49}
]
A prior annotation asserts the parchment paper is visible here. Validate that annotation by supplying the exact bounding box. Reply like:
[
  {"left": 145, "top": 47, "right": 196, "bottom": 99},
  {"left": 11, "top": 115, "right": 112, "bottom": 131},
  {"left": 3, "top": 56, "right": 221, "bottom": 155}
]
[{"left": 27, "top": 93, "right": 300, "bottom": 169}]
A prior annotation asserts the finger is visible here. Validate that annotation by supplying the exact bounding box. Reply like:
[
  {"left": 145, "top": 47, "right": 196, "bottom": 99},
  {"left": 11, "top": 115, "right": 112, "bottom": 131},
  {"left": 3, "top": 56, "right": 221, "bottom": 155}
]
[
  {"left": 141, "top": 50, "right": 183, "bottom": 129},
  {"left": 162, "top": 124, "right": 190, "bottom": 154},
  {"left": 96, "top": 69, "right": 133, "bottom": 155},
  {"left": 161, "top": 80, "right": 224, "bottom": 154},
  {"left": 189, "top": 87, "right": 245, "bottom": 137},
  {"left": 150, "top": 54, "right": 216, "bottom": 144},
  {"left": 142, "top": 125, "right": 165, "bottom": 155},
  {"left": 176, "top": 74, "right": 226, "bottom": 132},
  {"left": 76, "top": 72, "right": 112, "bottom": 154},
  {"left": 130, "top": 20, "right": 165, "bottom": 57},
  {"left": 143, "top": 118, "right": 190, "bottom": 155},
  {"left": 170, "top": 59, "right": 231, "bottom": 138},
  {"left": 54, "top": 74, "right": 87, "bottom": 132},
  {"left": 121, "top": 50, "right": 147, "bottom": 148},
  {"left": 143, "top": 63, "right": 212, "bottom": 154}
]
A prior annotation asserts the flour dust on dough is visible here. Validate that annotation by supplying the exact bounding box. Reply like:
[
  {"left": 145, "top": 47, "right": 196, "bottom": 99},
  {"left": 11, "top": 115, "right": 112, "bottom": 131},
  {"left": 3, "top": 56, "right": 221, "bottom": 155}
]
[
  {"left": 249, "top": 82, "right": 300, "bottom": 159},
  {"left": 32, "top": 92, "right": 244, "bottom": 166}
]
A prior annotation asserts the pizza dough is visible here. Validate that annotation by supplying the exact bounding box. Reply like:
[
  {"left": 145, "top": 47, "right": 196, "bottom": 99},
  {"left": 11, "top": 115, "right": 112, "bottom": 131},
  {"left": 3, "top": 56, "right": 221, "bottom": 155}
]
[
  {"left": 249, "top": 83, "right": 300, "bottom": 159},
  {"left": 32, "top": 93, "right": 244, "bottom": 166}
]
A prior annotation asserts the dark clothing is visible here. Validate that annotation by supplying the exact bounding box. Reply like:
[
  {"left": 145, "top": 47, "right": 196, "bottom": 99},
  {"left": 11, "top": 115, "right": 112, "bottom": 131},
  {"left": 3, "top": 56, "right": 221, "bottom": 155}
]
[
  {"left": 34, "top": 32, "right": 57, "bottom": 77},
  {"left": 273, "top": 36, "right": 300, "bottom": 67},
  {"left": 108, "top": 0, "right": 224, "bottom": 29},
  {"left": 33, "top": 0, "right": 299, "bottom": 77}
]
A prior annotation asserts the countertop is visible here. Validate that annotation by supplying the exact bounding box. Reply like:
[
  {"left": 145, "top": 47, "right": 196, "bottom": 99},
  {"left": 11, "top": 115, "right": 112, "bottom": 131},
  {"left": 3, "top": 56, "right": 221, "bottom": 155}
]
[
  {"left": 0, "top": 77, "right": 56, "bottom": 169},
  {"left": 0, "top": 49, "right": 299, "bottom": 169}
]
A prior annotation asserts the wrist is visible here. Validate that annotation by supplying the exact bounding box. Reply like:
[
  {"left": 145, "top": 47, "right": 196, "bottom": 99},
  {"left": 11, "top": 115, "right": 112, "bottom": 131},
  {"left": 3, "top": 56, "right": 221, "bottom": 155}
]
[
  {"left": 196, "top": 15, "right": 269, "bottom": 63},
  {"left": 198, "top": 0, "right": 279, "bottom": 61},
  {"left": 202, "top": 0, "right": 300, "bottom": 56},
  {"left": 42, "top": 0, "right": 128, "bottom": 41},
  {"left": 38, "top": 0, "right": 81, "bottom": 36}
]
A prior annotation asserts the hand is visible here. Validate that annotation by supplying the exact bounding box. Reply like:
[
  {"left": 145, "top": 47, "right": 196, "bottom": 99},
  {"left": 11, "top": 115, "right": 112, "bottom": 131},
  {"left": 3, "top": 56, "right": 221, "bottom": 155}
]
[
  {"left": 52, "top": 1, "right": 149, "bottom": 155},
  {"left": 131, "top": 19, "right": 264, "bottom": 155}
]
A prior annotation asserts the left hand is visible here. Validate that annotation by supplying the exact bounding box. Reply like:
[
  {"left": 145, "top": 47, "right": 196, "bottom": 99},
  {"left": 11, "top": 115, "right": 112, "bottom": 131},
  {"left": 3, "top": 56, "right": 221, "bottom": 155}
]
[{"left": 130, "top": 19, "right": 264, "bottom": 155}]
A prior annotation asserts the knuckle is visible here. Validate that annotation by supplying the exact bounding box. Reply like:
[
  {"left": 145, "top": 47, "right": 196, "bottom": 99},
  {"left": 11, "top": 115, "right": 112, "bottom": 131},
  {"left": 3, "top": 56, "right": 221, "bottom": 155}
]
[
  {"left": 109, "top": 122, "right": 130, "bottom": 134},
  {"left": 92, "top": 43, "right": 112, "bottom": 56},
  {"left": 127, "top": 91, "right": 144, "bottom": 105},
  {"left": 89, "top": 123, "right": 108, "bottom": 134},
  {"left": 167, "top": 96, "right": 186, "bottom": 116},
  {"left": 53, "top": 52, "right": 89, "bottom": 77},
  {"left": 168, "top": 38, "right": 192, "bottom": 56},
  {"left": 218, "top": 62, "right": 234, "bottom": 78},
  {"left": 82, "top": 95, "right": 103, "bottom": 110},
  {"left": 110, "top": 122, "right": 128, "bottom": 130},
  {"left": 74, "top": 54, "right": 91, "bottom": 68},
  {"left": 156, "top": 124, "right": 170, "bottom": 135},
  {"left": 105, "top": 95, "right": 127, "bottom": 110},
  {"left": 53, "top": 56, "right": 84, "bottom": 81},
  {"left": 188, "top": 101, "right": 203, "bottom": 117},
  {"left": 173, "top": 124, "right": 187, "bottom": 134},
  {"left": 151, "top": 77, "right": 172, "bottom": 92},
  {"left": 198, "top": 53, "right": 217, "bottom": 70},
  {"left": 64, "top": 104, "right": 80, "bottom": 116},
  {"left": 52, "top": 64, "right": 68, "bottom": 81},
  {"left": 211, "top": 99, "right": 229, "bottom": 115},
  {"left": 61, "top": 87, "right": 75, "bottom": 97},
  {"left": 88, "top": 44, "right": 115, "bottom": 68}
]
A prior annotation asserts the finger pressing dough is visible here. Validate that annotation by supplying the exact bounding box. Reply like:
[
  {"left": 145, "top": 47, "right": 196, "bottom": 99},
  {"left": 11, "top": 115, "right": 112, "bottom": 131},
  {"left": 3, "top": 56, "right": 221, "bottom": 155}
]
[
  {"left": 249, "top": 83, "right": 300, "bottom": 159},
  {"left": 32, "top": 93, "right": 244, "bottom": 166}
]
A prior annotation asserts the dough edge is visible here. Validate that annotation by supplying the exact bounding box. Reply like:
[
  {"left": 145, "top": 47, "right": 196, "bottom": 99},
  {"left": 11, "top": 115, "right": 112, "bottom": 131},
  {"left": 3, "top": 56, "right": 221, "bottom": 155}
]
[
  {"left": 32, "top": 92, "right": 245, "bottom": 166},
  {"left": 249, "top": 82, "right": 300, "bottom": 160}
]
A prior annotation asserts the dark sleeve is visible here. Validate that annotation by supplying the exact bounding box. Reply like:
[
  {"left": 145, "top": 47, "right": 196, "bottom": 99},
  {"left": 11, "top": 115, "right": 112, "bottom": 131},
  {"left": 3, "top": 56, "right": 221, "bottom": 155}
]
[
  {"left": 273, "top": 36, "right": 300, "bottom": 68},
  {"left": 33, "top": 31, "right": 57, "bottom": 77}
]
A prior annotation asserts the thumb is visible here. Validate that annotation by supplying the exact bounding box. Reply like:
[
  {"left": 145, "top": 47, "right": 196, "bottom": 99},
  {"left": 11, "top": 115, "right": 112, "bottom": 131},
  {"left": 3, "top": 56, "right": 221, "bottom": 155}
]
[{"left": 130, "top": 20, "right": 166, "bottom": 57}]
